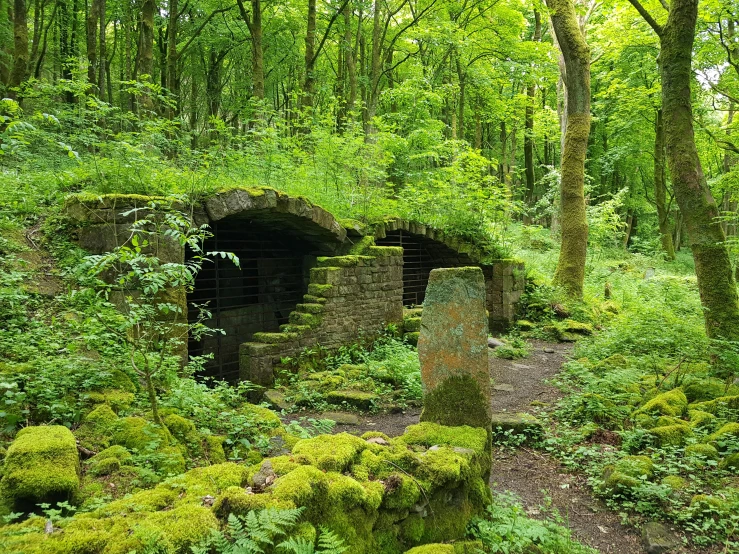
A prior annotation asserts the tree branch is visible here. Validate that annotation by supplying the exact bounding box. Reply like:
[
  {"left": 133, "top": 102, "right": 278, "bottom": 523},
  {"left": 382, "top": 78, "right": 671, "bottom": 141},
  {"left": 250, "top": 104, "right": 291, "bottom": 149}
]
[
  {"left": 626, "top": 0, "right": 663, "bottom": 36},
  {"left": 177, "top": 5, "right": 236, "bottom": 60}
]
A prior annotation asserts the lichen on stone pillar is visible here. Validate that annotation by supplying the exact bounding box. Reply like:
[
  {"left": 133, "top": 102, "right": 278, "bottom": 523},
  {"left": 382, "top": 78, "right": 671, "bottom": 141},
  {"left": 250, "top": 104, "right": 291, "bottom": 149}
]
[{"left": 418, "top": 267, "right": 492, "bottom": 459}]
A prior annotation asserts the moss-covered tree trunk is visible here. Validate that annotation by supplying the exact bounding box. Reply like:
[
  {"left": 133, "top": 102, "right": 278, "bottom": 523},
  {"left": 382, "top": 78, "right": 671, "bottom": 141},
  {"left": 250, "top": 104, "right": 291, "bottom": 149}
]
[
  {"left": 524, "top": 11, "right": 542, "bottom": 225},
  {"left": 629, "top": 0, "right": 739, "bottom": 340},
  {"left": 137, "top": 0, "right": 156, "bottom": 111},
  {"left": 654, "top": 109, "right": 675, "bottom": 260},
  {"left": 547, "top": 0, "right": 591, "bottom": 298},
  {"left": 9, "top": 0, "right": 28, "bottom": 93}
]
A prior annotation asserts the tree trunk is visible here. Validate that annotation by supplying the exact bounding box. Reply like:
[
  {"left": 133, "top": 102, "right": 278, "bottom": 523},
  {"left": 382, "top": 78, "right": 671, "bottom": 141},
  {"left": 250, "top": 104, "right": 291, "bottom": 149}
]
[
  {"left": 167, "top": 0, "right": 178, "bottom": 115},
  {"left": 524, "top": 10, "right": 542, "bottom": 224},
  {"left": 547, "top": 0, "right": 591, "bottom": 298},
  {"left": 9, "top": 0, "right": 28, "bottom": 92},
  {"left": 303, "top": 0, "right": 316, "bottom": 110},
  {"left": 236, "top": 0, "right": 264, "bottom": 101},
  {"left": 654, "top": 108, "right": 675, "bottom": 260},
  {"left": 658, "top": 0, "right": 739, "bottom": 339},
  {"left": 98, "top": 0, "right": 106, "bottom": 102},
  {"left": 86, "top": 0, "right": 100, "bottom": 88},
  {"left": 138, "top": 0, "right": 156, "bottom": 111}
]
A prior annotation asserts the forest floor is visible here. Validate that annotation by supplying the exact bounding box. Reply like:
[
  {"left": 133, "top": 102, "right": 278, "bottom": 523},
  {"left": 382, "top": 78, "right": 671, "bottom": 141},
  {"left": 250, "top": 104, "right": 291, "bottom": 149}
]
[{"left": 286, "top": 340, "right": 697, "bottom": 554}]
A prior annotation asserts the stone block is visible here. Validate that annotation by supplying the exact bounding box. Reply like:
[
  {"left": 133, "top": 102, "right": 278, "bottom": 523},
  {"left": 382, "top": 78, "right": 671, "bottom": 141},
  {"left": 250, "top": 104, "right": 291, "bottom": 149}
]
[{"left": 417, "top": 267, "right": 492, "bottom": 470}]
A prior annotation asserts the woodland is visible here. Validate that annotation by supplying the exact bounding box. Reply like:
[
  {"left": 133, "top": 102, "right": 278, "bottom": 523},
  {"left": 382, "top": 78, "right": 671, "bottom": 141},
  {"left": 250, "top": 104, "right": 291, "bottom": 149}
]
[{"left": 2, "top": 0, "right": 739, "bottom": 552}]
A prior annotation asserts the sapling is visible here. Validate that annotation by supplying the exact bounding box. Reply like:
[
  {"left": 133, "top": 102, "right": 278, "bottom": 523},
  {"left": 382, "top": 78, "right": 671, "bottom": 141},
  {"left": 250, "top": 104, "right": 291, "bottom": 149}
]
[{"left": 80, "top": 200, "right": 237, "bottom": 425}]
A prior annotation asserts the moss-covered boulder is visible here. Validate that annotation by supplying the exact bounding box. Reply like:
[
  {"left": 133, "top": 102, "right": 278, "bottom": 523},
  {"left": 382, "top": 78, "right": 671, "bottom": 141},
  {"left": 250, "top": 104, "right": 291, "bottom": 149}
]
[
  {"left": 634, "top": 388, "right": 688, "bottom": 418},
  {"left": 648, "top": 422, "right": 692, "bottom": 446},
  {"left": 705, "top": 422, "right": 739, "bottom": 449},
  {"left": 690, "top": 395, "right": 739, "bottom": 415},
  {"left": 685, "top": 443, "right": 719, "bottom": 463},
  {"left": 292, "top": 433, "right": 367, "bottom": 472},
  {"left": 0, "top": 425, "right": 80, "bottom": 511},
  {"left": 88, "top": 445, "right": 133, "bottom": 477},
  {"left": 417, "top": 267, "right": 491, "bottom": 467},
  {"left": 601, "top": 455, "right": 654, "bottom": 496}
]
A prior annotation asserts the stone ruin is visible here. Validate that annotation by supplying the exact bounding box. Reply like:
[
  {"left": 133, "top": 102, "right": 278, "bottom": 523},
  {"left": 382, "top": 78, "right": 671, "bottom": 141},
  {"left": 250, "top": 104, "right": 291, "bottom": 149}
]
[{"left": 65, "top": 187, "right": 525, "bottom": 389}]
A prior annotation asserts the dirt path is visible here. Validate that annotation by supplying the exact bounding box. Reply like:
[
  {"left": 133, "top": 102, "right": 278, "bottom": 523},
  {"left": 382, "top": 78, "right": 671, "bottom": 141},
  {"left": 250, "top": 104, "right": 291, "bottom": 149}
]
[{"left": 287, "top": 340, "right": 681, "bottom": 553}]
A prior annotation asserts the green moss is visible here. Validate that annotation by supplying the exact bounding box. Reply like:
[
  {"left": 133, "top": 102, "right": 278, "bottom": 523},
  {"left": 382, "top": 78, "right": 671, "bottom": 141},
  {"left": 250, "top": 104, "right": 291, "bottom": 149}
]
[
  {"left": 347, "top": 234, "right": 374, "bottom": 253},
  {"left": 382, "top": 474, "right": 422, "bottom": 510},
  {"left": 720, "top": 453, "right": 739, "bottom": 471},
  {"left": 85, "top": 389, "right": 136, "bottom": 412},
  {"left": 89, "top": 445, "right": 133, "bottom": 477},
  {"left": 367, "top": 246, "right": 404, "bottom": 257},
  {"left": 416, "top": 447, "right": 476, "bottom": 488},
  {"left": 649, "top": 422, "right": 692, "bottom": 446},
  {"left": 163, "top": 414, "right": 199, "bottom": 445},
  {"left": 689, "top": 494, "right": 730, "bottom": 515},
  {"left": 516, "top": 320, "right": 535, "bottom": 332},
  {"left": 401, "top": 423, "right": 488, "bottom": 457},
  {"left": 328, "top": 472, "right": 384, "bottom": 511},
  {"left": 562, "top": 319, "right": 593, "bottom": 335},
  {"left": 684, "top": 380, "right": 731, "bottom": 403},
  {"left": 706, "top": 422, "right": 739, "bottom": 448},
  {"left": 75, "top": 404, "right": 120, "bottom": 451},
  {"left": 105, "top": 504, "right": 218, "bottom": 554},
  {"left": 292, "top": 433, "right": 367, "bottom": 472},
  {"left": 403, "top": 544, "right": 455, "bottom": 554},
  {"left": 690, "top": 395, "right": 739, "bottom": 414},
  {"left": 307, "top": 283, "right": 334, "bottom": 297},
  {"left": 295, "top": 303, "right": 325, "bottom": 314},
  {"left": 399, "top": 514, "right": 425, "bottom": 543},
  {"left": 203, "top": 435, "right": 226, "bottom": 464},
  {"left": 403, "top": 332, "right": 420, "bottom": 346},
  {"left": 316, "top": 255, "right": 372, "bottom": 268},
  {"left": 591, "top": 354, "right": 629, "bottom": 375},
  {"left": 289, "top": 311, "right": 322, "bottom": 327},
  {"left": 685, "top": 443, "right": 719, "bottom": 461},
  {"left": 601, "top": 455, "right": 653, "bottom": 496},
  {"left": 0, "top": 425, "right": 80, "bottom": 512},
  {"left": 83, "top": 403, "right": 119, "bottom": 427},
  {"left": 252, "top": 331, "right": 299, "bottom": 343},
  {"left": 634, "top": 388, "right": 688, "bottom": 418},
  {"left": 420, "top": 375, "right": 491, "bottom": 441},
  {"left": 688, "top": 409, "right": 717, "bottom": 430},
  {"left": 213, "top": 487, "right": 294, "bottom": 518},
  {"left": 325, "top": 390, "right": 378, "bottom": 410},
  {"left": 111, "top": 417, "right": 171, "bottom": 452},
  {"left": 403, "top": 317, "right": 422, "bottom": 333},
  {"left": 661, "top": 475, "right": 689, "bottom": 491},
  {"left": 301, "top": 294, "right": 327, "bottom": 305},
  {"left": 272, "top": 465, "right": 330, "bottom": 506}
]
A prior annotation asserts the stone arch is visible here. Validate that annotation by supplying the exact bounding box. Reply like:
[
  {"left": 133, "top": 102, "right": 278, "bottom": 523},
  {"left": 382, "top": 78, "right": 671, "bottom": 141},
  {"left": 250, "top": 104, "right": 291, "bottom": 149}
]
[
  {"left": 201, "top": 188, "right": 346, "bottom": 252},
  {"left": 189, "top": 188, "right": 348, "bottom": 381},
  {"left": 374, "top": 218, "right": 484, "bottom": 306}
]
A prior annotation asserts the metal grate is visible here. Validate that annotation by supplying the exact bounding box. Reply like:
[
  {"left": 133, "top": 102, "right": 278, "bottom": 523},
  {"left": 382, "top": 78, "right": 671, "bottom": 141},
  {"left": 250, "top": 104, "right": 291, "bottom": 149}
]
[
  {"left": 187, "top": 220, "right": 309, "bottom": 382},
  {"left": 376, "top": 230, "right": 472, "bottom": 306}
]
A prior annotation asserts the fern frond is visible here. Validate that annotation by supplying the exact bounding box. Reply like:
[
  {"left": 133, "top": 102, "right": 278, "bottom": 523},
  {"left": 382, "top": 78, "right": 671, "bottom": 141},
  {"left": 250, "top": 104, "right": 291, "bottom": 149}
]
[
  {"left": 277, "top": 536, "right": 316, "bottom": 554},
  {"left": 315, "top": 527, "right": 348, "bottom": 554}
]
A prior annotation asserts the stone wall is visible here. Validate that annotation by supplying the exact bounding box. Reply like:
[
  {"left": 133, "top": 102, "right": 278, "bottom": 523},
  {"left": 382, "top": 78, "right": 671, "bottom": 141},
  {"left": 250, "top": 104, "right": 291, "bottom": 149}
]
[
  {"left": 484, "top": 259, "right": 526, "bottom": 333},
  {"left": 240, "top": 247, "right": 404, "bottom": 386}
]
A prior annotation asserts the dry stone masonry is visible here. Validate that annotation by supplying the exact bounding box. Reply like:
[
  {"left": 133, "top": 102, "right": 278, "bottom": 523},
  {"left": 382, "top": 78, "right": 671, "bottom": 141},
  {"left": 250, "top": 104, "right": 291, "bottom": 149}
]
[{"left": 64, "top": 187, "right": 525, "bottom": 387}]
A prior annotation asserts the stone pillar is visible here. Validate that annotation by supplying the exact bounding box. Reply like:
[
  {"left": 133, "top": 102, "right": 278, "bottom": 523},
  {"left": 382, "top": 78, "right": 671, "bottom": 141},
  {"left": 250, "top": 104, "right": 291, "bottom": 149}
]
[{"left": 418, "top": 267, "right": 492, "bottom": 440}]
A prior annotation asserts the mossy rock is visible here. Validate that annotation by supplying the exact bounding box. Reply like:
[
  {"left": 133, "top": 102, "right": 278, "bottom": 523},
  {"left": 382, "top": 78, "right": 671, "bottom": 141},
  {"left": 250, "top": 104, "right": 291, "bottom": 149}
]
[
  {"left": 688, "top": 409, "right": 717, "bottom": 430},
  {"left": 203, "top": 435, "right": 227, "bottom": 464},
  {"left": 592, "top": 354, "right": 629, "bottom": 375},
  {"left": 689, "top": 494, "right": 730, "bottom": 515},
  {"left": 111, "top": 417, "right": 171, "bottom": 452},
  {"left": 401, "top": 423, "right": 488, "bottom": 457},
  {"left": 705, "top": 422, "right": 739, "bottom": 449},
  {"left": 685, "top": 443, "right": 719, "bottom": 461},
  {"left": 0, "top": 425, "right": 80, "bottom": 512},
  {"left": 403, "top": 317, "right": 422, "bottom": 333},
  {"left": 252, "top": 331, "right": 299, "bottom": 344},
  {"left": 404, "top": 545, "right": 454, "bottom": 554},
  {"left": 661, "top": 475, "right": 689, "bottom": 492},
  {"left": 690, "top": 395, "right": 739, "bottom": 415},
  {"left": 403, "top": 332, "right": 420, "bottom": 346},
  {"left": 292, "top": 433, "right": 367, "bottom": 472},
  {"left": 634, "top": 388, "right": 688, "bottom": 418},
  {"left": 515, "top": 320, "right": 535, "bottom": 332},
  {"left": 86, "top": 389, "right": 136, "bottom": 412},
  {"left": 490, "top": 412, "right": 543, "bottom": 441},
  {"left": 325, "top": 390, "right": 379, "bottom": 410},
  {"left": 164, "top": 414, "right": 199, "bottom": 446},
  {"left": 684, "top": 380, "right": 733, "bottom": 403},
  {"left": 649, "top": 422, "right": 692, "bottom": 446},
  {"left": 89, "top": 445, "right": 133, "bottom": 477},
  {"left": 601, "top": 455, "right": 653, "bottom": 496},
  {"left": 720, "top": 453, "right": 739, "bottom": 471},
  {"left": 562, "top": 319, "right": 594, "bottom": 335}
]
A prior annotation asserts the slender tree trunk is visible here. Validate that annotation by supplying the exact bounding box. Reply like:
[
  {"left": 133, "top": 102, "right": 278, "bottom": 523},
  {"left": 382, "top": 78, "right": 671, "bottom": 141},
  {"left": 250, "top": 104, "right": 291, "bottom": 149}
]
[
  {"left": 524, "top": 11, "right": 542, "bottom": 224},
  {"left": 654, "top": 108, "right": 675, "bottom": 259},
  {"left": 547, "top": 0, "right": 591, "bottom": 298},
  {"left": 365, "top": 0, "right": 382, "bottom": 134},
  {"left": 9, "top": 0, "right": 28, "bottom": 92},
  {"left": 98, "top": 0, "right": 106, "bottom": 102},
  {"left": 86, "top": 0, "right": 100, "bottom": 87},
  {"left": 236, "top": 0, "right": 264, "bottom": 101},
  {"left": 167, "top": 0, "right": 178, "bottom": 116},
  {"left": 303, "top": 0, "right": 316, "bottom": 110},
  {"left": 138, "top": 0, "right": 156, "bottom": 111}
]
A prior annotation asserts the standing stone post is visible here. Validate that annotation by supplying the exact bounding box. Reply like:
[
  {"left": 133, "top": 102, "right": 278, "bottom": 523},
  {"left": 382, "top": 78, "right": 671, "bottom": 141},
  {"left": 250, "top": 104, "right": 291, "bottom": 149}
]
[{"left": 418, "top": 267, "right": 492, "bottom": 445}]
